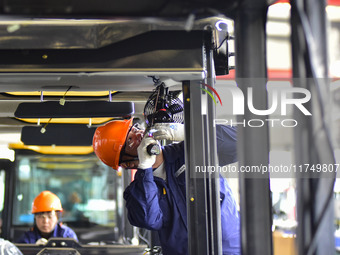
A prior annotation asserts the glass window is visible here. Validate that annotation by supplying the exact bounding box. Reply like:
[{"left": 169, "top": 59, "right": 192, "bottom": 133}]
[
  {"left": 0, "top": 169, "right": 5, "bottom": 234},
  {"left": 12, "top": 154, "right": 122, "bottom": 242}
]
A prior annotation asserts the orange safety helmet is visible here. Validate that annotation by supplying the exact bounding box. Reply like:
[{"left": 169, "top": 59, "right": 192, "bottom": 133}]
[
  {"left": 31, "top": 191, "right": 63, "bottom": 214},
  {"left": 92, "top": 118, "right": 133, "bottom": 170}
]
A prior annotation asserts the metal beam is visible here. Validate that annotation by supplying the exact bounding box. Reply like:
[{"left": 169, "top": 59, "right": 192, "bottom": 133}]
[
  {"left": 291, "top": 0, "right": 336, "bottom": 254},
  {"left": 205, "top": 28, "right": 223, "bottom": 255},
  {"left": 234, "top": 3, "right": 273, "bottom": 255},
  {"left": 183, "top": 29, "right": 222, "bottom": 254},
  {"left": 183, "top": 79, "right": 209, "bottom": 255}
]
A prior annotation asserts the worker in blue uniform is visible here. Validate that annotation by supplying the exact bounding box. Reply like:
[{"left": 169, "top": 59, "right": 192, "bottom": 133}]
[
  {"left": 17, "top": 191, "right": 78, "bottom": 244},
  {"left": 93, "top": 119, "right": 240, "bottom": 255}
]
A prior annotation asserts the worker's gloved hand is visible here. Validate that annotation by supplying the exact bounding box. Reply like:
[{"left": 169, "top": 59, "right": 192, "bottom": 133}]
[
  {"left": 152, "top": 123, "right": 184, "bottom": 141},
  {"left": 137, "top": 136, "right": 158, "bottom": 169},
  {"left": 35, "top": 238, "right": 48, "bottom": 245}
]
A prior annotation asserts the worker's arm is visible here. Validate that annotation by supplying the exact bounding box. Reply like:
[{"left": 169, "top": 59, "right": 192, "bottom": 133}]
[
  {"left": 153, "top": 123, "right": 237, "bottom": 165},
  {"left": 216, "top": 125, "right": 237, "bottom": 166},
  {"left": 220, "top": 177, "right": 241, "bottom": 254},
  {"left": 152, "top": 123, "right": 184, "bottom": 141},
  {"left": 123, "top": 137, "right": 164, "bottom": 230},
  {"left": 124, "top": 168, "right": 164, "bottom": 230}
]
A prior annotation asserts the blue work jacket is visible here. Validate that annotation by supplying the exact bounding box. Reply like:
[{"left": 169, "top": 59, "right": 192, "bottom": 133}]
[
  {"left": 124, "top": 125, "right": 240, "bottom": 255},
  {"left": 17, "top": 223, "right": 78, "bottom": 244}
]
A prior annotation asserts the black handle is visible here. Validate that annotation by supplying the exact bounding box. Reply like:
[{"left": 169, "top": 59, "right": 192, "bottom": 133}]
[{"left": 147, "top": 143, "right": 161, "bottom": 155}]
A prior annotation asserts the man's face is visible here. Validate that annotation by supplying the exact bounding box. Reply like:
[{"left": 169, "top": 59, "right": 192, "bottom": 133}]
[
  {"left": 35, "top": 211, "right": 58, "bottom": 235},
  {"left": 119, "top": 125, "right": 144, "bottom": 169}
]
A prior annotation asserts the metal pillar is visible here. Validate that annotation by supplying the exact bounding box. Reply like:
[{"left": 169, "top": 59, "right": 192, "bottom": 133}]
[
  {"left": 183, "top": 29, "right": 221, "bottom": 255},
  {"left": 0, "top": 159, "right": 15, "bottom": 240},
  {"left": 291, "top": 0, "right": 336, "bottom": 254},
  {"left": 122, "top": 169, "right": 135, "bottom": 243},
  {"left": 205, "top": 29, "right": 223, "bottom": 255},
  {"left": 183, "top": 80, "right": 209, "bottom": 255},
  {"left": 234, "top": 3, "right": 273, "bottom": 255}
]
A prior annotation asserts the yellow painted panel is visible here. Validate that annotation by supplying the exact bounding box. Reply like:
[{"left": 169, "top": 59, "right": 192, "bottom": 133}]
[
  {"left": 16, "top": 117, "right": 113, "bottom": 124},
  {"left": 38, "top": 157, "right": 96, "bottom": 162},
  {"left": 8, "top": 142, "right": 93, "bottom": 155},
  {"left": 36, "top": 162, "right": 94, "bottom": 169},
  {"left": 6, "top": 91, "right": 117, "bottom": 96}
]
